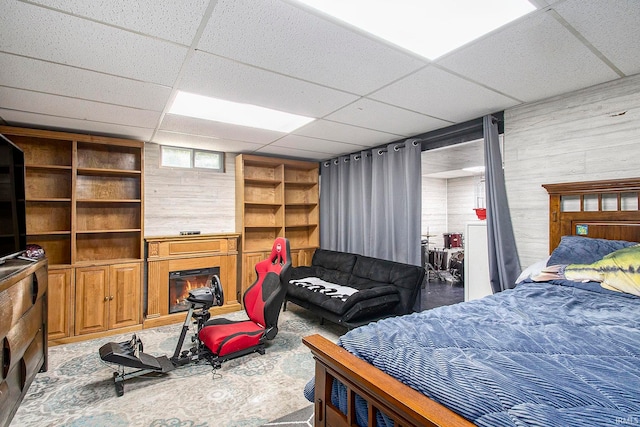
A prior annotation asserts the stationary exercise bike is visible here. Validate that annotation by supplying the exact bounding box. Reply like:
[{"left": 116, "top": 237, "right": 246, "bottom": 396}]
[{"left": 99, "top": 276, "right": 224, "bottom": 396}]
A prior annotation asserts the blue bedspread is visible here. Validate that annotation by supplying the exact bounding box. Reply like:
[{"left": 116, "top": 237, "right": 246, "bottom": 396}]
[{"left": 309, "top": 281, "right": 640, "bottom": 426}]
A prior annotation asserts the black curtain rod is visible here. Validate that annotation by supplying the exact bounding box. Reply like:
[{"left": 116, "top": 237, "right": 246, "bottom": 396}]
[
  {"left": 320, "top": 111, "right": 504, "bottom": 168},
  {"left": 373, "top": 111, "right": 504, "bottom": 153},
  {"left": 322, "top": 139, "right": 422, "bottom": 166}
]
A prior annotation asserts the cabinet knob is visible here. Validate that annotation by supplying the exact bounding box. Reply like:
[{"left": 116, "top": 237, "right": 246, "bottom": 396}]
[
  {"left": 104, "top": 296, "right": 109, "bottom": 302},
  {"left": 110, "top": 295, "right": 114, "bottom": 300}
]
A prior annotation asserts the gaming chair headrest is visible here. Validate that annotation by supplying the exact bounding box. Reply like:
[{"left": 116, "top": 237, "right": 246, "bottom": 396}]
[{"left": 269, "top": 237, "right": 291, "bottom": 266}]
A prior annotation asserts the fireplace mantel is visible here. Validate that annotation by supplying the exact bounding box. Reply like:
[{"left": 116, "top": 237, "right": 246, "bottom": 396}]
[{"left": 144, "top": 233, "right": 240, "bottom": 328}]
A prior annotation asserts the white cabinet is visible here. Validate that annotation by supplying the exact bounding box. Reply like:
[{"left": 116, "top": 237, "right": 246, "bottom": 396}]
[{"left": 464, "top": 222, "right": 492, "bottom": 301}]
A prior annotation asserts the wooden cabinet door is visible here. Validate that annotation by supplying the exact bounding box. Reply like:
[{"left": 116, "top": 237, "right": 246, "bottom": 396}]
[
  {"left": 242, "top": 252, "right": 268, "bottom": 295},
  {"left": 47, "top": 268, "right": 72, "bottom": 340},
  {"left": 291, "top": 248, "right": 316, "bottom": 267},
  {"left": 290, "top": 249, "right": 301, "bottom": 268},
  {"left": 108, "top": 263, "right": 141, "bottom": 329},
  {"left": 75, "top": 266, "right": 109, "bottom": 335}
]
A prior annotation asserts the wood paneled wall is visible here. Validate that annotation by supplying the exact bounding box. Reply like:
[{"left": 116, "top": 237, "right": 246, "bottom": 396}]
[
  {"left": 144, "top": 143, "right": 236, "bottom": 236},
  {"left": 504, "top": 73, "right": 640, "bottom": 267}
]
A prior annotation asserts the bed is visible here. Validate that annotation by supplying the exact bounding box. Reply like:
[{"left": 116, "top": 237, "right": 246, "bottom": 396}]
[{"left": 303, "top": 177, "right": 640, "bottom": 427}]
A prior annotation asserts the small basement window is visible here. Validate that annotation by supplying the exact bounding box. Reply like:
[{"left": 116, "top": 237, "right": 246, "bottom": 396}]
[{"left": 160, "top": 146, "right": 224, "bottom": 172}]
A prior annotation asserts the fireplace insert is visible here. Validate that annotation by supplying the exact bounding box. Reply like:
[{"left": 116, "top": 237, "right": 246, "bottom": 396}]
[{"left": 169, "top": 267, "right": 220, "bottom": 313}]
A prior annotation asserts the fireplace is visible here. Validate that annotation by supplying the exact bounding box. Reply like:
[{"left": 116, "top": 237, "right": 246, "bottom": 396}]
[
  {"left": 168, "top": 267, "right": 220, "bottom": 313},
  {"left": 145, "top": 233, "right": 240, "bottom": 328}
]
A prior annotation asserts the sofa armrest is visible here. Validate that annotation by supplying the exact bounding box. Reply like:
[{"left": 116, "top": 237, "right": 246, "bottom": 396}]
[{"left": 341, "top": 293, "right": 401, "bottom": 323}]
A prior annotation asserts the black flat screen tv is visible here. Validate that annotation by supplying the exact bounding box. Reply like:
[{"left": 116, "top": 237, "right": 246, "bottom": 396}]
[{"left": 0, "top": 133, "right": 27, "bottom": 260}]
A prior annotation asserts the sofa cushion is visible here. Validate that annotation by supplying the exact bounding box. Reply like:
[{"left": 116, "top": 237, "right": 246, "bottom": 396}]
[
  {"left": 312, "top": 249, "right": 357, "bottom": 273},
  {"left": 351, "top": 255, "right": 423, "bottom": 290},
  {"left": 288, "top": 276, "right": 399, "bottom": 316}
]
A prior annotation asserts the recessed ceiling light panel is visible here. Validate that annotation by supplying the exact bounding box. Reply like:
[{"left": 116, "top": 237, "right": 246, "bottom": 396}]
[
  {"left": 296, "top": 0, "right": 536, "bottom": 59},
  {"left": 169, "top": 91, "right": 315, "bottom": 133}
]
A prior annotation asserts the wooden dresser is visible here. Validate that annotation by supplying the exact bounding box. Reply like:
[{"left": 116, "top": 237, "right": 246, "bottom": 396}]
[{"left": 0, "top": 257, "right": 48, "bottom": 427}]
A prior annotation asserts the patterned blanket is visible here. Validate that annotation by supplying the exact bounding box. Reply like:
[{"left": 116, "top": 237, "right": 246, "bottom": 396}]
[{"left": 290, "top": 277, "right": 359, "bottom": 302}]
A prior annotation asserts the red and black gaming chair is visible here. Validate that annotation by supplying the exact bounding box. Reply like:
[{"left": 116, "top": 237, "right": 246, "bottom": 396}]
[{"left": 198, "top": 237, "right": 291, "bottom": 366}]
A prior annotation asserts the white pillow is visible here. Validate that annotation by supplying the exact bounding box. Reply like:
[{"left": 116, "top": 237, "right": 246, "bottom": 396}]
[{"left": 515, "top": 256, "right": 551, "bottom": 284}]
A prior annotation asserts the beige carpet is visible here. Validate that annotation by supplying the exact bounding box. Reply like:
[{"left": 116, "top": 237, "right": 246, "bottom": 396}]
[{"left": 11, "top": 305, "right": 344, "bottom": 427}]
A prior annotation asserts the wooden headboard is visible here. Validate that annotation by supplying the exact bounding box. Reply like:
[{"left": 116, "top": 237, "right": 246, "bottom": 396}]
[{"left": 543, "top": 177, "right": 640, "bottom": 252}]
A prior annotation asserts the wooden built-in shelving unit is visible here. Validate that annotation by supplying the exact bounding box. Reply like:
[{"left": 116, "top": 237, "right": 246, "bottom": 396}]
[
  {"left": 0, "top": 126, "right": 144, "bottom": 344},
  {"left": 236, "top": 154, "right": 319, "bottom": 291}
]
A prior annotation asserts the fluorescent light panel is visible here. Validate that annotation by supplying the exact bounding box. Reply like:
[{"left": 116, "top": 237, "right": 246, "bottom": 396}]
[
  {"left": 169, "top": 91, "right": 315, "bottom": 133},
  {"left": 297, "top": 0, "right": 536, "bottom": 60}
]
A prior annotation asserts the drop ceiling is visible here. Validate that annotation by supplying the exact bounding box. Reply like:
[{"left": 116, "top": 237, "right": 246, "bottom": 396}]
[{"left": 1, "top": 0, "right": 638, "bottom": 161}]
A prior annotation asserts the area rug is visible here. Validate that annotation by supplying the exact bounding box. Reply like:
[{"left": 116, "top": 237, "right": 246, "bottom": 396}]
[
  {"left": 260, "top": 404, "right": 313, "bottom": 427},
  {"left": 11, "top": 305, "right": 344, "bottom": 427}
]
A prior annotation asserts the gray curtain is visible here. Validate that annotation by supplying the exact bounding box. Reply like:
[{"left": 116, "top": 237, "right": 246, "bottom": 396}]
[
  {"left": 320, "top": 140, "right": 421, "bottom": 267},
  {"left": 483, "top": 115, "right": 521, "bottom": 293}
]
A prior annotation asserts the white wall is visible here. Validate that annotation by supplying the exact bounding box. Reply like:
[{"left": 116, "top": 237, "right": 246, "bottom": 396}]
[
  {"left": 421, "top": 175, "right": 479, "bottom": 249},
  {"left": 144, "top": 143, "right": 236, "bottom": 237},
  {"left": 421, "top": 176, "right": 447, "bottom": 247},
  {"left": 447, "top": 176, "right": 480, "bottom": 236},
  {"left": 505, "top": 73, "right": 640, "bottom": 267}
]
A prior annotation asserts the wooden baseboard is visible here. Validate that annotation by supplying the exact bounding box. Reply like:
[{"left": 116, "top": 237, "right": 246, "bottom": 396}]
[
  {"left": 48, "top": 324, "right": 143, "bottom": 347},
  {"left": 46, "top": 303, "right": 243, "bottom": 346}
]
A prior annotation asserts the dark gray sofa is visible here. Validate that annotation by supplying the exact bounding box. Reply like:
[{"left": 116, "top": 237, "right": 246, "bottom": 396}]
[{"left": 284, "top": 249, "right": 425, "bottom": 329}]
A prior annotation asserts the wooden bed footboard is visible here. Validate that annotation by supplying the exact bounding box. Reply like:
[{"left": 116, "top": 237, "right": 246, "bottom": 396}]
[{"left": 303, "top": 334, "right": 474, "bottom": 427}]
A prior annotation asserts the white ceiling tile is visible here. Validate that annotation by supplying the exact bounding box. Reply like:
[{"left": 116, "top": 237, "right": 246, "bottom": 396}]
[
  {"left": 0, "top": 0, "right": 635, "bottom": 162},
  {"left": 0, "top": 87, "right": 161, "bottom": 128},
  {"left": 27, "top": 0, "right": 209, "bottom": 45},
  {"left": 160, "top": 114, "right": 285, "bottom": 144},
  {"left": 1, "top": 1, "right": 187, "bottom": 85},
  {"left": 293, "top": 119, "right": 402, "bottom": 145},
  {"left": 0, "top": 109, "right": 154, "bottom": 141},
  {"left": 0, "top": 54, "right": 171, "bottom": 111},
  {"left": 370, "top": 66, "right": 520, "bottom": 122},
  {"left": 437, "top": 11, "right": 620, "bottom": 102},
  {"left": 554, "top": 0, "right": 640, "bottom": 76},
  {"left": 198, "top": 0, "right": 426, "bottom": 95},
  {"left": 179, "top": 51, "right": 359, "bottom": 117},
  {"left": 151, "top": 131, "right": 264, "bottom": 153},
  {"left": 325, "top": 98, "right": 451, "bottom": 136},
  {"left": 255, "top": 145, "right": 329, "bottom": 161},
  {"left": 272, "top": 134, "right": 368, "bottom": 155}
]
